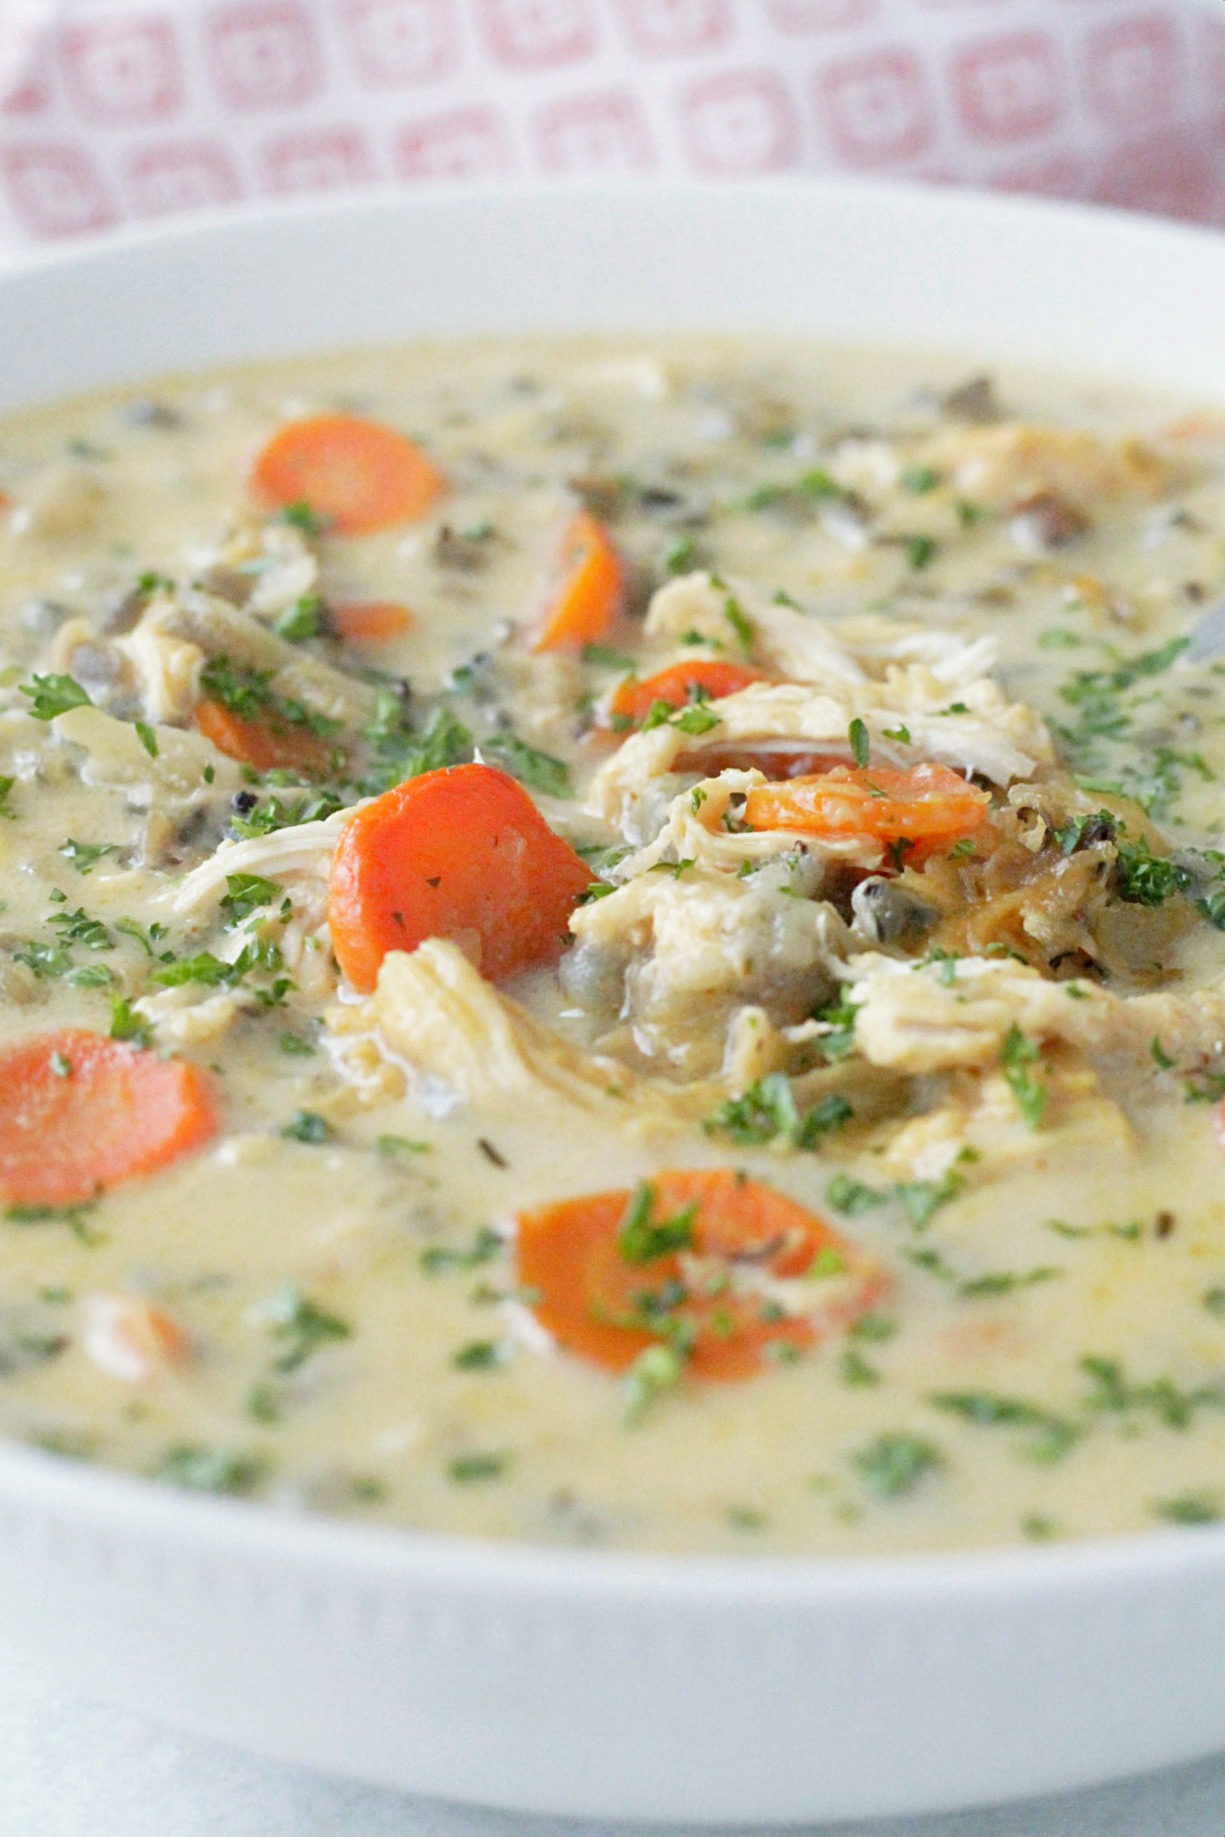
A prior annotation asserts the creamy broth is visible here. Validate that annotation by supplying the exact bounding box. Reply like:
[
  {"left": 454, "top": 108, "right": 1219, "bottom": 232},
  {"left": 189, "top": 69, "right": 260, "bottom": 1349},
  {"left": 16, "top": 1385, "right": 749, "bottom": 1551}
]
[{"left": 0, "top": 337, "right": 1222, "bottom": 1553}]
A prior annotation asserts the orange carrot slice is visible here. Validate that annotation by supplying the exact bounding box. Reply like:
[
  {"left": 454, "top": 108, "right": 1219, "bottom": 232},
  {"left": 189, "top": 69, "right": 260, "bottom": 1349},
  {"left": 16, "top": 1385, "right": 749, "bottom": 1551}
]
[
  {"left": 0, "top": 1030, "right": 217, "bottom": 1208},
  {"left": 333, "top": 600, "right": 414, "bottom": 646},
  {"left": 328, "top": 762, "right": 592, "bottom": 994},
  {"left": 516, "top": 1169, "right": 886, "bottom": 1383},
  {"left": 746, "top": 763, "right": 990, "bottom": 864},
  {"left": 252, "top": 414, "right": 444, "bottom": 536},
  {"left": 608, "top": 660, "right": 764, "bottom": 726},
  {"left": 534, "top": 510, "right": 624, "bottom": 651},
  {"left": 195, "top": 699, "right": 336, "bottom": 777}
]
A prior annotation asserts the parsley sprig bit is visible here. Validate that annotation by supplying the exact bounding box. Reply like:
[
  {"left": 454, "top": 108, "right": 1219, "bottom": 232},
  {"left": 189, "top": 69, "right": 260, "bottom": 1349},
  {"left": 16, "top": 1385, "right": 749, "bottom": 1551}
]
[
  {"left": 1000, "top": 1024, "right": 1047, "bottom": 1130},
  {"left": 256, "top": 1286, "right": 351, "bottom": 1374},
  {"left": 704, "top": 1074, "right": 852, "bottom": 1151},
  {"left": 617, "top": 1182, "right": 697, "bottom": 1265}
]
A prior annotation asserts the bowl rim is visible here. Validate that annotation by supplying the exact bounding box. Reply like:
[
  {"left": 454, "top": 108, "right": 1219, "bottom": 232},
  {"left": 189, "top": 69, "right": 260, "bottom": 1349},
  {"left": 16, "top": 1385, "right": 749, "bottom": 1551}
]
[{"left": 0, "top": 173, "right": 1222, "bottom": 1602}]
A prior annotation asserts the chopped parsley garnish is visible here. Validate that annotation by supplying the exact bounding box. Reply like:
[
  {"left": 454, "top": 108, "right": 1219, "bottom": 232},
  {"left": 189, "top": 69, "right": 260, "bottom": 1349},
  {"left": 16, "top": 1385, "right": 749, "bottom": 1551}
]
[
  {"left": 1000, "top": 1024, "right": 1047, "bottom": 1130},
  {"left": 851, "top": 1432, "right": 942, "bottom": 1499},
  {"left": 59, "top": 839, "right": 118, "bottom": 875},
  {"left": 447, "top": 1451, "right": 508, "bottom": 1482},
  {"left": 704, "top": 1074, "right": 851, "bottom": 1150},
  {"left": 1152, "top": 1493, "right": 1221, "bottom": 1527},
  {"left": 825, "top": 1174, "right": 888, "bottom": 1217},
  {"left": 452, "top": 1340, "right": 503, "bottom": 1371},
  {"left": 280, "top": 1110, "right": 332, "bottom": 1145},
  {"left": 259, "top": 1286, "right": 351, "bottom": 1372},
  {"left": 904, "top": 534, "right": 938, "bottom": 571},
  {"left": 483, "top": 733, "right": 572, "bottom": 799},
  {"left": 277, "top": 500, "right": 330, "bottom": 536},
  {"left": 623, "top": 1343, "right": 684, "bottom": 1425},
  {"left": 419, "top": 1227, "right": 502, "bottom": 1275},
  {"left": 134, "top": 721, "right": 158, "bottom": 758},
  {"left": 6, "top": 1200, "right": 100, "bottom": 1245},
  {"left": 19, "top": 673, "right": 90, "bottom": 720},
  {"left": 153, "top": 1445, "right": 267, "bottom": 1495},
  {"left": 1079, "top": 1355, "right": 1224, "bottom": 1429},
  {"left": 1114, "top": 839, "right": 1179, "bottom": 907},
  {"left": 200, "top": 654, "right": 339, "bottom": 740},
  {"left": 723, "top": 595, "right": 754, "bottom": 652},
  {"left": 220, "top": 873, "right": 283, "bottom": 923},
  {"left": 109, "top": 996, "right": 152, "bottom": 1049},
  {"left": 900, "top": 466, "right": 940, "bottom": 494},
  {"left": 848, "top": 716, "right": 870, "bottom": 769},
  {"left": 273, "top": 595, "right": 326, "bottom": 642},
  {"left": 931, "top": 1391, "right": 1081, "bottom": 1463},
  {"left": 617, "top": 1182, "right": 697, "bottom": 1265}
]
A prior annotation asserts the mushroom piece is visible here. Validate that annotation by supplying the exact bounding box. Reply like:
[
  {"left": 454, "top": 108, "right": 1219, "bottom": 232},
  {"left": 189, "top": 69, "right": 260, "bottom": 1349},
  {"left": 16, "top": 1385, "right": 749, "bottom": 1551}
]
[{"left": 850, "top": 876, "right": 941, "bottom": 949}]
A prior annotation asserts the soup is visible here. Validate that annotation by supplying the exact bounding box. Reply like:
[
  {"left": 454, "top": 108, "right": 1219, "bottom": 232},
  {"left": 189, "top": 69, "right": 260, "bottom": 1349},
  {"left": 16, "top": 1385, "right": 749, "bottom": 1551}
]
[{"left": 0, "top": 337, "right": 1221, "bottom": 1554}]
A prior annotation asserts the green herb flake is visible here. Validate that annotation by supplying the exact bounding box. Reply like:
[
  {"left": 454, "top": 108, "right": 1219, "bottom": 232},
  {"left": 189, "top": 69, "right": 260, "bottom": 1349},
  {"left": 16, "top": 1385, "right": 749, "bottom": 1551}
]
[
  {"left": 452, "top": 1340, "right": 503, "bottom": 1372},
  {"left": 723, "top": 595, "right": 754, "bottom": 652},
  {"left": 274, "top": 595, "right": 326, "bottom": 643},
  {"left": 851, "top": 1432, "right": 942, "bottom": 1499},
  {"left": 623, "top": 1343, "right": 684, "bottom": 1425},
  {"left": 931, "top": 1390, "right": 1081, "bottom": 1463},
  {"left": 904, "top": 534, "right": 938, "bottom": 572},
  {"left": 59, "top": 839, "right": 119, "bottom": 875},
  {"left": 840, "top": 1348, "right": 881, "bottom": 1387},
  {"left": 280, "top": 1110, "right": 332, "bottom": 1145},
  {"left": 825, "top": 1173, "right": 887, "bottom": 1217},
  {"left": 900, "top": 466, "right": 940, "bottom": 495},
  {"left": 109, "top": 996, "right": 152, "bottom": 1049},
  {"left": 617, "top": 1182, "right": 697, "bottom": 1265},
  {"left": 19, "top": 673, "right": 91, "bottom": 721},
  {"left": 277, "top": 500, "right": 331, "bottom": 537},
  {"left": 1152, "top": 1493, "right": 1221, "bottom": 1527},
  {"left": 419, "top": 1227, "right": 501, "bottom": 1275},
  {"left": 447, "top": 1451, "right": 508, "bottom": 1483},
  {"left": 1079, "top": 1355, "right": 1224, "bottom": 1430},
  {"left": 1001, "top": 1024, "right": 1047, "bottom": 1130},
  {"left": 483, "top": 733, "right": 572, "bottom": 799},
  {"left": 259, "top": 1286, "right": 351, "bottom": 1373},
  {"left": 134, "top": 721, "right": 159, "bottom": 759},
  {"left": 848, "top": 716, "right": 870, "bottom": 769},
  {"left": 153, "top": 1445, "right": 267, "bottom": 1495},
  {"left": 220, "top": 872, "right": 282, "bottom": 922}
]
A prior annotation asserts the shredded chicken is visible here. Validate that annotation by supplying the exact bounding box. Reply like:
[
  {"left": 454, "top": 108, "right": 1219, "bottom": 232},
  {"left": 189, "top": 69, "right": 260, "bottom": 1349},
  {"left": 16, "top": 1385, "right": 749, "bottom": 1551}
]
[
  {"left": 172, "top": 812, "right": 350, "bottom": 915},
  {"left": 570, "top": 864, "right": 849, "bottom": 1074},
  {"left": 846, "top": 950, "right": 1225, "bottom": 1077},
  {"left": 51, "top": 703, "right": 241, "bottom": 808},
  {"left": 915, "top": 424, "right": 1172, "bottom": 513},
  {"left": 338, "top": 939, "right": 728, "bottom": 1131}
]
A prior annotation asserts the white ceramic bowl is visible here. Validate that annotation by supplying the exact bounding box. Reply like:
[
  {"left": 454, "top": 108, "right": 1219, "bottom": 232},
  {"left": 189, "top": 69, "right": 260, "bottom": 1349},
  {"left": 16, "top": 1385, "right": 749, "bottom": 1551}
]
[{"left": 0, "top": 182, "right": 1223, "bottom": 1826}]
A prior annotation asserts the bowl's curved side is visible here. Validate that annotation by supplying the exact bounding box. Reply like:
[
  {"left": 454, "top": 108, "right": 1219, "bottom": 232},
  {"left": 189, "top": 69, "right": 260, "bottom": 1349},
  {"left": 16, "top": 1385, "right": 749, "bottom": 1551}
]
[
  {"left": 0, "top": 1442, "right": 1219, "bottom": 1822},
  {"left": 2, "top": 177, "right": 1225, "bottom": 410},
  {"left": 0, "top": 180, "right": 1222, "bottom": 1821}
]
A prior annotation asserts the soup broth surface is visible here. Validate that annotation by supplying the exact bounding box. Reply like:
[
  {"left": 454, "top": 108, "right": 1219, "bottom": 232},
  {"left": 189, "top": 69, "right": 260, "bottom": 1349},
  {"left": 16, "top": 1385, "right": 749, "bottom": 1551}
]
[{"left": 0, "top": 336, "right": 1222, "bottom": 1554}]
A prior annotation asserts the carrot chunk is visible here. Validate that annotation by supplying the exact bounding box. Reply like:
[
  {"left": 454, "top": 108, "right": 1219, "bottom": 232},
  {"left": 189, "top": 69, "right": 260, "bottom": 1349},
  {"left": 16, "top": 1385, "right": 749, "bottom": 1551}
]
[
  {"left": 608, "top": 660, "right": 764, "bottom": 726},
  {"left": 195, "top": 698, "right": 335, "bottom": 777},
  {"left": 534, "top": 510, "right": 624, "bottom": 651},
  {"left": 0, "top": 1030, "right": 217, "bottom": 1208},
  {"left": 516, "top": 1169, "right": 887, "bottom": 1383},
  {"left": 252, "top": 414, "right": 444, "bottom": 536},
  {"left": 333, "top": 600, "right": 414, "bottom": 647},
  {"left": 746, "top": 762, "right": 990, "bottom": 864},
  {"left": 328, "top": 762, "right": 592, "bottom": 994}
]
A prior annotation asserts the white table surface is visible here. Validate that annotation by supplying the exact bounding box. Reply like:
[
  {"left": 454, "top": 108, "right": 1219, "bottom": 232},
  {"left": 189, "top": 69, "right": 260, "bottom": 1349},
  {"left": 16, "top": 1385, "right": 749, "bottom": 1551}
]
[{"left": 0, "top": 1668, "right": 1217, "bottom": 1837}]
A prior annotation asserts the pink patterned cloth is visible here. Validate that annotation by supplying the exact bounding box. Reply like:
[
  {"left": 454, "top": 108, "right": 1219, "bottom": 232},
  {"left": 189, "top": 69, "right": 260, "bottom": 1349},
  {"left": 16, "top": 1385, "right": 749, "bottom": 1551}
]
[{"left": 0, "top": 0, "right": 1223, "bottom": 245}]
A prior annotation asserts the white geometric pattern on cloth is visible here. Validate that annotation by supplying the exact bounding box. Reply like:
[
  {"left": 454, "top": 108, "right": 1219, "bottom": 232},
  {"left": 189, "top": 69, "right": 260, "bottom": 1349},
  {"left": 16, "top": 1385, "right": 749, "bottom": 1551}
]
[{"left": 0, "top": 0, "right": 1222, "bottom": 243}]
